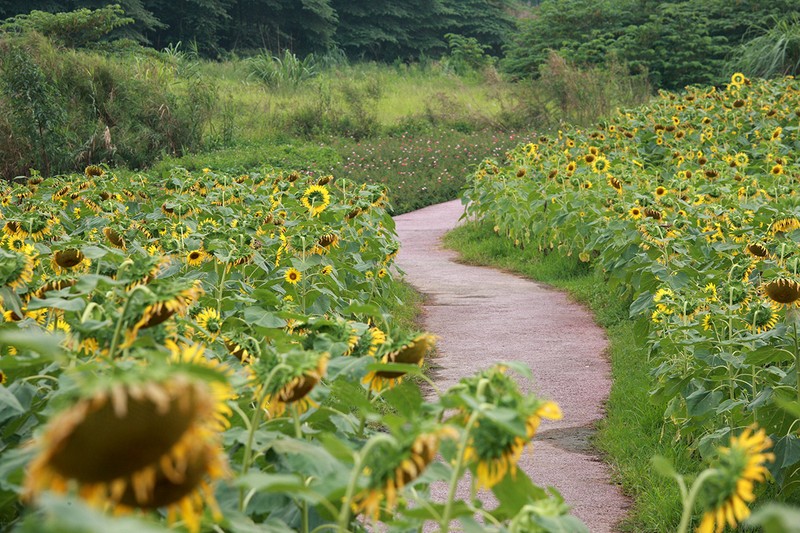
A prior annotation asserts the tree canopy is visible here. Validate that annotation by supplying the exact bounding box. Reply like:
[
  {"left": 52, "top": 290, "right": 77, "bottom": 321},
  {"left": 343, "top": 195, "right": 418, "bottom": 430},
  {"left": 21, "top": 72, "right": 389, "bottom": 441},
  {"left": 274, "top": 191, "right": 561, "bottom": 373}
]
[{"left": 0, "top": 0, "right": 517, "bottom": 59}]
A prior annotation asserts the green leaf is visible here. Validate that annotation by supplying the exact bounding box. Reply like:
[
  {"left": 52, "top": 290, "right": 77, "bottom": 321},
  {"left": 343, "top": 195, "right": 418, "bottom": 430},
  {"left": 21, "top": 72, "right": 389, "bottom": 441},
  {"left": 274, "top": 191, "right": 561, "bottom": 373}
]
[
  {"left": 490, "top": 468, "right": 547, "bottom": 521},
  {"left": 243, "top": 307, "right": 286, "bottom": 328},
  {"left": 685, "top": 388, "right": 723, "bottom": 418},
  {"left": 0, "top": 326, "right": 63, "bottom": 359}
]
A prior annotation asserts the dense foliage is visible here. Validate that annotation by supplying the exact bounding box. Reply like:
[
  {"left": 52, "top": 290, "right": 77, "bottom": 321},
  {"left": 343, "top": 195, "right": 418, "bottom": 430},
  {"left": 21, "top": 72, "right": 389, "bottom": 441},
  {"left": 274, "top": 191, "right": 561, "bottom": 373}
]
[
  {"left": 503, "top": 0, "right": 800, "bottom": 89},
  {"left": 0, "top": 168, "right": 584, "bottom": 532},
  {"left": 0, "top": 1, "right": 517, "bottom": 59},
  {"left": 462, "top": 74, "right": 800, "bottom": 495},
  {"left": 0, "top": 28, "right": 217, "bottom": 178}
]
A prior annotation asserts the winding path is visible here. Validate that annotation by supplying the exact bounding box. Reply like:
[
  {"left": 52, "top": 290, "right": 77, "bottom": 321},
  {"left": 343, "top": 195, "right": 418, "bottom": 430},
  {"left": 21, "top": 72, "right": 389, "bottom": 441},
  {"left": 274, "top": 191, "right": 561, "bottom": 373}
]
[{"left": 394, "top": 200, "right": 630, "bottom": 532}]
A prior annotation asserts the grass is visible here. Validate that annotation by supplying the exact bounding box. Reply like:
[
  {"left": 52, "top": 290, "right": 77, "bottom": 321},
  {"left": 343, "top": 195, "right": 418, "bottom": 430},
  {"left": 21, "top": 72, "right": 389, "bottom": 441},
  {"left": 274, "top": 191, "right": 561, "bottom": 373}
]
[{"left": 442, "top": 221, "right": 700, "bottom": 532}]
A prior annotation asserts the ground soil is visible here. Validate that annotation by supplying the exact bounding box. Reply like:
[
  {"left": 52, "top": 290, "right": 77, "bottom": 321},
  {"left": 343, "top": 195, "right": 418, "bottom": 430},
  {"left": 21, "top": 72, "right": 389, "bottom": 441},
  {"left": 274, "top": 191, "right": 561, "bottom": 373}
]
[{"left": 394, "top": 199, "right": 630, "bottom": 532}]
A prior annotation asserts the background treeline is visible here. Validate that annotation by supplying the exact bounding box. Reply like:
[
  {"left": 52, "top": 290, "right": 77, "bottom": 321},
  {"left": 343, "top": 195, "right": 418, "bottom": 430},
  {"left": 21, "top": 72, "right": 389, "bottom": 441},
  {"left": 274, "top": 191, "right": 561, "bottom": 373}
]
[
  {"left": 0, "top": 0, "right": 517, "bottom": 60},
  {"left": 504, "top": 0, "right": 800, "bottom": 90}
]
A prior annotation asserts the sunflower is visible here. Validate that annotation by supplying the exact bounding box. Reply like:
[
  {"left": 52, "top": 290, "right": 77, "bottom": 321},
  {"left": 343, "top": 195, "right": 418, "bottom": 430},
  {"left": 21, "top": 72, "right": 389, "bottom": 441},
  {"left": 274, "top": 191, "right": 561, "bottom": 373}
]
[
  {"left": 607, "top": 175, "right": 623, "bottom": 193},
  {"left": 591, "top": 156, "right": 609, "bottom": 173},
  {"left": 744, "top": 300, "right": 779, "bottom": 333},
  {"left": 353, "top": 428, "right": 456, "bottom": 522},
  {"left": 697, "top": 426, "right": 773, "bottom": 533},
  {"left": 186, "top": 249, "right": 207, "bottom": 267},
  {"left": 194, "top": 308, "right": 223, "bottom": 342},
  {"left": 52, "top": 248, "right": 90, "bottom": 274},
  {"left": 655, "top": 186, "right": 667, "bottom": 198},
  {"left": 223, "top": 333, "right": 258, "bottom": 363},
  {"left": 125, "top": 280, "right": 204, "bottom": 347},
  {"left": 629, "top": 207, "right": 643, "bottom": 219},
  {"left": 285, "top": 267, "right": 302, "bottom": 285},
  {"left": 252, "top": 348, "right": 328, "bottom": 418},
  {"left": 770, "top": 217, "right": 800, "bottom": 235},
  {"left": 0, "top": 248, "right": 35, "bottom": 290},
  {"left": 771, "top": 163, "right": 784, "bottom": 176},
  {"left": 321, "top": 265, "right": 333, "bottom": 276},
  {"left": 318, "top": 232, "right": 339, "bottom": 250},
  {"left": 364, "top": 333, "right": 435, "bottom": 392},
  {"left": 103, "top": 227, "right": 126, "bottom": 249},
  {"left": 730, "top": 72, "right": 746, "bottom": 87},
  {"left": 301, "top": 185, "right": 331, "bottom": 216},
  {"left": 761, "top": 278, "right": 800, "bottom": 308},
  {"left": 84, "top": 165, "right": 105, "bottom": 178},
  {"left": 24, "top": 374, "right": 229, "bottom": 533},
  {"left": 744, "top": 243, "right": 770, "bottom": 259},
  {"left": 734, "top": 153, "right": 749, "bottom": 167}
]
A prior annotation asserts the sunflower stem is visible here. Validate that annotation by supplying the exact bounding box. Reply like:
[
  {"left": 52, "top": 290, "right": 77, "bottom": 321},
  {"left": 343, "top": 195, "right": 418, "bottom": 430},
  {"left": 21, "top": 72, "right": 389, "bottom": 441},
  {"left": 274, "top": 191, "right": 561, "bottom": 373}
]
[
  {"left": 107, "top": 285, "right": 149, "bottom": 358},
  {"left": 676, "top": 468, "right": 719, "bottom": 533},
  {"left": 337, "top": 433, "right": 395, "bottom": 532},
  {"left": 239, "top": 363, "right": 292, "bottom": 512},
  {"left": 440, "top": 410, "right": 480, "bottom": 533},
  {"left": 794, "top": 321, "right": 800, "bottom": 401},
  {"left": 216, "top": 262, "right": 228, "bottom": 316}
]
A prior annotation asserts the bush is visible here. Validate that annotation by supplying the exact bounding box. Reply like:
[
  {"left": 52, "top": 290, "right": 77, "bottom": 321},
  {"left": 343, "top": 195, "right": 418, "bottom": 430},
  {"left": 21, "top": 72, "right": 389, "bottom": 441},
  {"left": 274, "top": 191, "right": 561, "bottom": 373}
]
[{"left": 0, "top": 30, "right": 217, "bottom": 178}]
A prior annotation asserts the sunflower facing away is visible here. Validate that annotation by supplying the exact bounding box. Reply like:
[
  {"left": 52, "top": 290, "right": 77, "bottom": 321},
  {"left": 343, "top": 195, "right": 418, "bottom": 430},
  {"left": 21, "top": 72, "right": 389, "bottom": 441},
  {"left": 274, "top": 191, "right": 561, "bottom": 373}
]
[
  {"left": 353, "top": 428, "right": 457, "bottom": 522},
  {"left": 0, "top": 247, "right": 35, "bottom": 291},
  {"left": 24, "top": 373, "right": 229, "bottom": 533},
  {"left": 252, "top": 348, "right": 329, "bottom": 418},
  {"left": 697, "top": 426, "right": 773, "bottom": 533},
  {"left": 301, "top": 184, "right": 331, "bottom": 216}
]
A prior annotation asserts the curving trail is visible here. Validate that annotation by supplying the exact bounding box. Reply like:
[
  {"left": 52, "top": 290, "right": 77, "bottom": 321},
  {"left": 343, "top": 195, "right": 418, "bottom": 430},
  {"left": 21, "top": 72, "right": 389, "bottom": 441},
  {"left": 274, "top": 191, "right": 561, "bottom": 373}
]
[{"left": 393, "top": 200, "right": 629, "bottom": 532}]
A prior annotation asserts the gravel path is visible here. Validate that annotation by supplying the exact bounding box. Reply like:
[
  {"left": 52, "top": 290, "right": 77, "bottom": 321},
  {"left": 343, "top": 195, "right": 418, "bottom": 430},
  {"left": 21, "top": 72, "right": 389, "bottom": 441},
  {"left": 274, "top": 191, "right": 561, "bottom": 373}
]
[{"left": 393, "top": 199, "right": 629, "bottom": 532}]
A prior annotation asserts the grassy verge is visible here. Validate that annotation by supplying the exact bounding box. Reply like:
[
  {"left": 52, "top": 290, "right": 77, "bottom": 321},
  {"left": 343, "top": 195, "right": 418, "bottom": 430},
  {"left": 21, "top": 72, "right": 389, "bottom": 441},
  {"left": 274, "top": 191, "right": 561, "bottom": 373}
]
[{"left": 443, "top": 221, "right": 699, "bottom": 532}]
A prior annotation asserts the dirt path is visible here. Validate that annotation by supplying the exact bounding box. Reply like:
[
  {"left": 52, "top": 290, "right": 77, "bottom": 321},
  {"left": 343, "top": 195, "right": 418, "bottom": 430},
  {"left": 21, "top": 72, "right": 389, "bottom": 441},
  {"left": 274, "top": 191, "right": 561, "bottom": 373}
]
[{"left": 394, "top": 200, "right": 629, "bottom": 532}]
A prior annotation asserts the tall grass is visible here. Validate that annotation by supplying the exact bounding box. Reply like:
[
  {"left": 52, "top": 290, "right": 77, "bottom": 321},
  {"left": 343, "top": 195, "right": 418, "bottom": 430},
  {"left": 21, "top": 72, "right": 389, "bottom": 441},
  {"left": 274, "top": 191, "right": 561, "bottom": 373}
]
[{"left": 731, "top": 15, "right": 800, "bottom": 78}]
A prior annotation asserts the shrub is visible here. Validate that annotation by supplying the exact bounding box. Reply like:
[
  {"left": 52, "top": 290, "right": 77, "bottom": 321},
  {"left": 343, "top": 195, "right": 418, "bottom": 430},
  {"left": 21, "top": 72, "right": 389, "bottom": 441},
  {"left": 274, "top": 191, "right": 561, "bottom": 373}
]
[{"left": 0, "top": 30, "right": 217, "bottom": 178}]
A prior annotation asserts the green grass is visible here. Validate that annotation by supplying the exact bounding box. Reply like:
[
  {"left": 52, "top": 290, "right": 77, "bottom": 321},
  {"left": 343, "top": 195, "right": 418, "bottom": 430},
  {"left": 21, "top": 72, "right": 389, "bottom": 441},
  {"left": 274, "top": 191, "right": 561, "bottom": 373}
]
[{"left": 443, "top": 221, "right": 700, "bottom": 532}]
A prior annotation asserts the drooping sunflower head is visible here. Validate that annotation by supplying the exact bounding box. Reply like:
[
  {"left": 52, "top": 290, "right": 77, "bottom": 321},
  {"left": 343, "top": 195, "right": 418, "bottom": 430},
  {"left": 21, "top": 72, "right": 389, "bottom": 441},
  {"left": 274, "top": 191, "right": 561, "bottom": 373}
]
[
  {"left": 353, "top": 426, "right": 457, "bottom": 522},
  {"left": 301, "top": 184, "right": 331, "bottom": 217},
  {"left": 125, "top": 279, "right": 204, "bottom": 347},
  {"left": 103, "top": 227, "right": 126, "bottom": 249},
  {"left": 761, "top": 277, "right": 800, "bottom": 309},
  {"left": 745, "top": 242, "right": 770, "bottom": 259},
  {"left": 770, "top": 217, "right": 800, "bottom": 236},
  {"left": 364, "top": 332, "right": 435, "bottom": 392},
  {"left": 251, "top": 347, "right": 329, "bottom": 418},
  {"left": 0, "top": 247, "right": 35, "bottom": 291},
  {"left": 697, "top": 426, "right": 773, "bottom": 533},
  {"left": 84, "top": 165, "right": 106, "bottom": 178},
  {"left": 51, "top": 248, "right": 90, "bottom": 274},
  {"left": 24, "top": 370, "right": 229, "bottom": 533}
]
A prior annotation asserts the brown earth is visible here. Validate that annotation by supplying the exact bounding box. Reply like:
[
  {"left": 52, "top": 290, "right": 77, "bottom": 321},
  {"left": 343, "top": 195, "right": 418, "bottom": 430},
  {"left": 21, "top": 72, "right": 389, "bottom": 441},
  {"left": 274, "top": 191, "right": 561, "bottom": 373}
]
[{"left": 394, "top": 199, "right": 630, "bottom": 532}]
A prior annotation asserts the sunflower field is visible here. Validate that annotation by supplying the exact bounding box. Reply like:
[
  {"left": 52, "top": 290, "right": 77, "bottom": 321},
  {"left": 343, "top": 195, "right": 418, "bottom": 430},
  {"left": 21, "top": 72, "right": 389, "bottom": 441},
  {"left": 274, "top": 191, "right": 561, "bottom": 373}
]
[
  {"left": 0, "top": 167, "right": 580, "bottom": 531},
  {"left": 462, "top": 74, "right": 800, "bottom": 493}
]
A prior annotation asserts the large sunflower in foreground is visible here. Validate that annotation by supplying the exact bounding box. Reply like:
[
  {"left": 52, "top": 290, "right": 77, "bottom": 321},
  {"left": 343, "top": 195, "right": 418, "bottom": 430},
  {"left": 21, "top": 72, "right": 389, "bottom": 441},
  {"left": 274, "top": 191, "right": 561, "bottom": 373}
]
[
  {"left": 697, "top": 426, "right": 773, "bottom": 533},
  {"left": 24, "top": 372, "right": 229, "bottom": 533}
]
